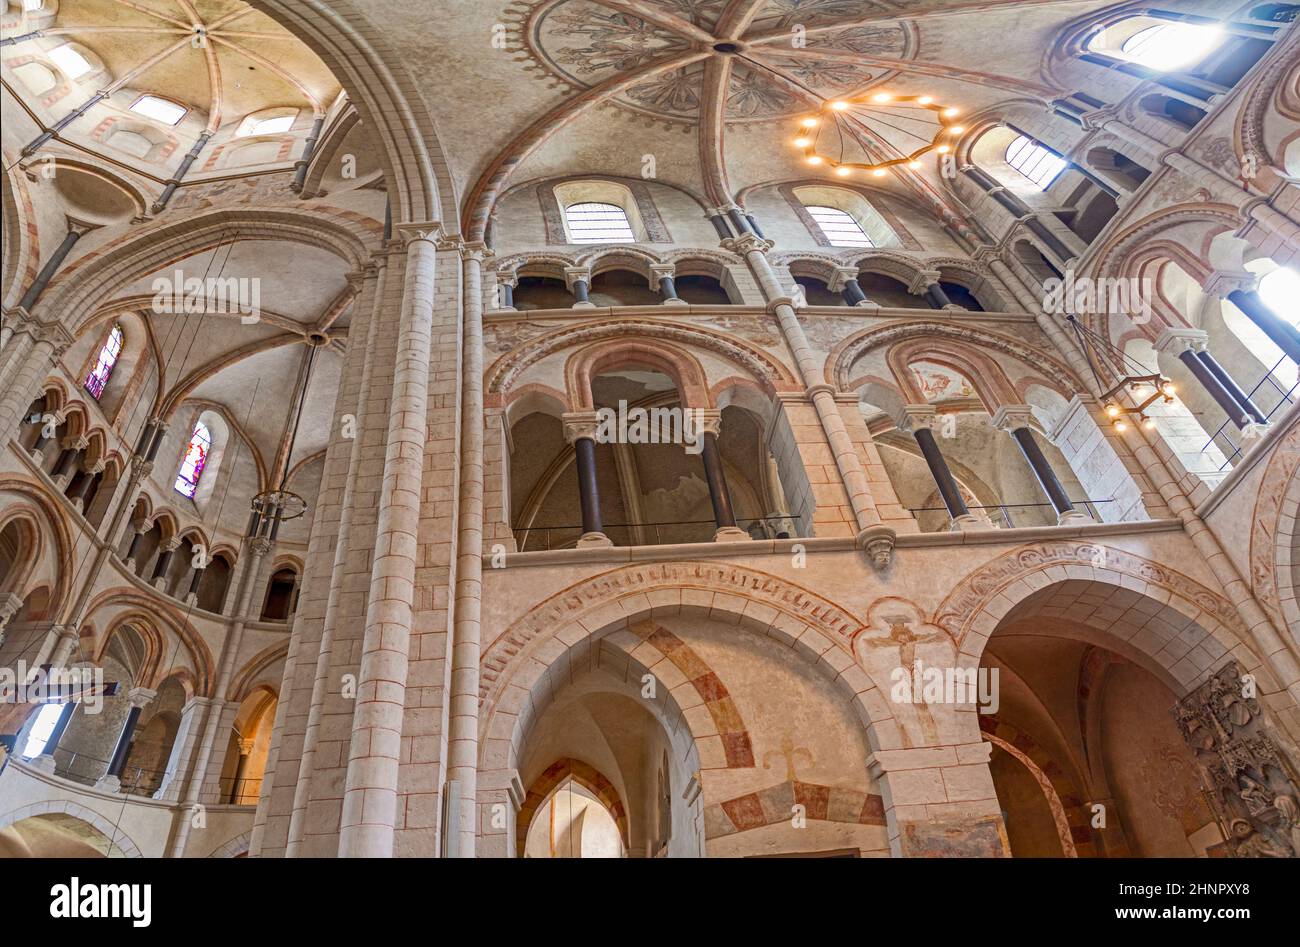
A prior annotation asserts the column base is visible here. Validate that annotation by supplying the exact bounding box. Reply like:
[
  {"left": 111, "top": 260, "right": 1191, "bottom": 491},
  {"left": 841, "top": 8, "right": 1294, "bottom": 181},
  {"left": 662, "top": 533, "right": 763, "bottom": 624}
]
[
  {"left": 94, "top": 774, "right": 122, "bottom": 793},
  {"left": 51, "top": 474, "right": 70, "bottom": 490},
  {"left": 184, "top": 592, "right": 198, "bottom": 606},
  {"left": 1240, "top": 423, "right": 1270, "bottom": 452},
  {"left": 1057, "top": 509, "right": 1094, "bottom": 526},
  {"left": 490, "top": 305, "right": 518, "bottom": 313},
  {"left": 576, "top": 531, "right": 613, "bottom": 548},
  {"left": 29, "top": 449, "right": 44, "bottom": 465},
  {"left": 661, "top": 297, "right": 689, "bottom": 307},
  {"left": 942, "top": 304, "right": 967, "bottom": 312},
  {"left": 152, "top": 576, "right": 169, "bottom": 591},
  {"left": 853, "top": 300, "right": 881, "bottom": 309},
  {"left": 571, "top": 301, "right": 597, "bottom": 309},
  {"left": 713, "top": 526, "right": 752, "bottom": 543},
  {"left": 949, "top": 514, "right": 994, "bottom": 531},
  {"left": 123, "top": 558, "right": 137, "bottom": 572}
]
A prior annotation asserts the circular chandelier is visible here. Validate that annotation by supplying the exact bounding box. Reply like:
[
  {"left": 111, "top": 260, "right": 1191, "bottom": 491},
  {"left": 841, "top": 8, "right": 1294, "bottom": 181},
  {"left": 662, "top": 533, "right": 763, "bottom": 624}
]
[{"left": 790, "top": 93, "right": 964, "bottom": 178}]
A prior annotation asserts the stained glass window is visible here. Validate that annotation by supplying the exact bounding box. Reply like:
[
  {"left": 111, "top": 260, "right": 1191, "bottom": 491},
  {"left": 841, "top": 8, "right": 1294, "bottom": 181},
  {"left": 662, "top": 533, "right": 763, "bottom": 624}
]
[
  {"left": 84, "top": 323, "right": 123, "bottom": 400},
  {"left": 174, "top": 421, "right": 212, "bottom": 498}
]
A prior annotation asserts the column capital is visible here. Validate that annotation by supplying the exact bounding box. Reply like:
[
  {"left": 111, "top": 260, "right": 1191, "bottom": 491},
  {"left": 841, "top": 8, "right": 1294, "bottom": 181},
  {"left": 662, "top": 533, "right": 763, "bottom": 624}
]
[
  {"left": 908, "top": 270, "right": 942, "bottom": 295},
  {"left": 991, "top": 404, "right": 1037, "bottom": 433},
  {"left": 1153, "top": 326, "right": 1208, "bottom": 354},
  {"left": 691, "top": 408, "right": 722, "bottom": 437},
  {"left": 721, "top": 233, "right": 773, "bottom": 254},
  {"left": 561, "top": 410, "right": 601, "bottom": 444},
  {"left": 855, "top": 524, "right": 896, "bottom": 570},
  {"left": 130, "top": 518, "right": 151, "bottom": 534},
  {"left": 648, "top": 263, "right": 676, "bottom": 286},
  {"left": 237, "top": 737, "right": 257, "bottom": 756},
  {"left": 127, "top": 686, "right": 157, "bottom": 709},
  {"left": 826, "top": 266, "right": 860, "bottom": 293},
  {"left": 1203, "top": 269, "right": 1258, "bottom": 299},
  {"left": 393, "top": 221, "right": 442, "bottom": 246},
  {"left": 893, "top": 403, "right": 937, "bottom": 433},
  {"left": 160, "top": 536, "right": 182, "bottom": 552},
  {"left": 563, "top": 266, "right": 592, "bottom": 291},
  {"left": 249, "top": 536, "right": 274, "bottom": 556},
  {"left": 494, "top": 268, "right": 519, "bottom": 287}
]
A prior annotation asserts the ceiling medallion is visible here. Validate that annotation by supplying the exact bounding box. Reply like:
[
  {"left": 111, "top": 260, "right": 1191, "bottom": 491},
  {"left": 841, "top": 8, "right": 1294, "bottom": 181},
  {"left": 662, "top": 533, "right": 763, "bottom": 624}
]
[{"left": 790, "top": 93, "right": 964, "bottom": 178}]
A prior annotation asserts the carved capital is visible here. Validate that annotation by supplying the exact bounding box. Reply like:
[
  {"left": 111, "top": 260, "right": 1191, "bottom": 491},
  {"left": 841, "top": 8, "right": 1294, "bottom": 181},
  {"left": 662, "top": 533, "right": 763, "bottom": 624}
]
[
  {"left": 991, "top": 404, "right": 1037, "bottom": 433},
  {"left": 856, "top": 525, "right": 897, "bottom": 570},
  {"left": 908, "top": 270, "right": 942, "bottom": 295},
  {"left": 721, "top": 233, "right": 774, "bottom": 255},
  {"left": 1153, "top": 326, "right": 1209, "bottom": 355},
  {"left": 893, "top": 404, "right": 937, "bottom": 433},
  {"left": 561, "top": 410, "right": 601, "bottom": 444},
  {"left": 826, "top": 266, "right": 860, "bottom": 293},
  {"left": 1203, "top": 269, "right": 1258, "bottom": 299},
  {"left": 563, "top": 266, "right": 592, "bottom": 292}
]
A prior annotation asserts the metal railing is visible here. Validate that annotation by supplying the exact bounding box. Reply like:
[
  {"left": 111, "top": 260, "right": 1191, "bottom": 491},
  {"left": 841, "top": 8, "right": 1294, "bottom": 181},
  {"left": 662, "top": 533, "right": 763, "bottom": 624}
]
[
  {"left": 43, "top": 746, "right": 166, "bottom": 796},
  {"left": 513, "top": 513, "right": 802, "bottom": 552},
  {"left": 1200, "top": 357, "right": 1297, "bottom": 470},
  {"left": 906, "top": 498, "right": 1114, "bottom": 531}
]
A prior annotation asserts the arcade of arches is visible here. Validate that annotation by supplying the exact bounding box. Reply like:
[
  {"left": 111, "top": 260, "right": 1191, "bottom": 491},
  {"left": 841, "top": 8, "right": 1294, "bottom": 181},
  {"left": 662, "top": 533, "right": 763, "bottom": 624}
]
[{"left": 0, "top": 0, "right": 1298, "bottom": 859}]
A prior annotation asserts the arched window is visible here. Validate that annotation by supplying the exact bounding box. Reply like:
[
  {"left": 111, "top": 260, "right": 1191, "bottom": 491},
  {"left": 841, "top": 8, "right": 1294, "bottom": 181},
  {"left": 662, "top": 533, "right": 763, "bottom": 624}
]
[
  {"left": 174, "top": 421, "right": 212, "bottom": 498},
  {"left": 1119, "top": 22, "right": 1224, "bottom": 71},
  {"left": 1005, "top": 135, "right": 1067, "bottom": 189},
  {"left": 805, "top": 205, "right": 874, "bottom": 248},
  {"left": 84, "top": 324, "right": 123, "bottom": 400},
  {"left": 563, "top": 202, "right": 635, "bottom": 244},
  {"left": 21, "top": 703, "right": 65, "bottom": 758},
  {"left": 1259, "top": 267, "right": 1300, "bottom": 326},
  {"left": 129, "top": 94, "right": 187, "bottom": 126}
]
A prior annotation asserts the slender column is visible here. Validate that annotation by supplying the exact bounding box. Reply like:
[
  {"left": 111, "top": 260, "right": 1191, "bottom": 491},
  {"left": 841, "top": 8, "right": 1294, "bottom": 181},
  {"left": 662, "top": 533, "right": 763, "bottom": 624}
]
[
  {"left": 291, "top": 116, "right": 327, "bottom": 193},
  {"left": 152, "top": 131, "right": 213, "bottom": 213},
  {"left": 707, "top": 213, "right": 733, "bottom": 240},
  {"left": 28, "top": 413, "right": 61, "bottom": 465},
  {"left": 650, "top": 264, "right": 687, "bottom": 306},
  {"left": 18, "top": 230, "right": 83, "bottom": 311},
  {"left": 0, "top": 591, "right": 23, "bottom": 646},
  {"left": 728, "top": 233, "right": 895, "bottom": 566},
  {"left": 69, "top": 461, "right": 101, "bottom": 513},
  {"left": 185, "top": 563, "right": 206, "bottom": 605},
  {"left": 96, "top": 687, "right": 156, "bottom": 791},
  {"left": 228, "top": 738, "right": 256, "bottom": 804},
  {"left": 1197, "top": 351, "right": 1266, "bottom": 424},
  {"left": 337, "top": 226, "right": 438, "bottom": 859},
  {"left": 1155, "top": 328, "right": 1252, "bottom": 429},
  {"left": 1227, "top": 288, "right": 1300, "bottom": 366},
  {"left": 696, "top": 411, "right": 748, "bottom": 541},
  {"left": 726, "top": 207, "right": 752, "bottom": 236},
  {"left": 0, "top": 322, "right": 72, "bottom": 446},
  {"left": 22, "top": 93, "right": 108, "bottom": 156},
  {"left": 49, "top": 437, "right": 84, "bottom": 488},
  {"left": 565, "top": 266, "right": 594, "bottom": 308},
  {"left": 895, "top": 405, "right": 986, "bottom": 531},
  {"left": 447, "top": 243, "right": 488, "bottom": 857},
  {"left": 122, "top": 519, "right": 150, "bottom": 571},
  {"left": 829, "top": 266, "right": 874, "bottom": 308},
  {"left": 993, "top": 405, "right": 1091, "bottom": 524},
  {"left": 167, "top": 535, "right": 272, "bottom": 855},
  {"left": 493, "top": 269, "right": 518, "bottom": 311},
  {"left": 562, "top": 412, "right": 612, "bottom": 547},
  {"left": 151, "top": 538, "right": 179, "bottom": 590},
  {"left": 41, "top": 701, "right": 77, "bottom": 758},
  {"left": 745, "top": 214, "right": 766, "bottom": 240}
]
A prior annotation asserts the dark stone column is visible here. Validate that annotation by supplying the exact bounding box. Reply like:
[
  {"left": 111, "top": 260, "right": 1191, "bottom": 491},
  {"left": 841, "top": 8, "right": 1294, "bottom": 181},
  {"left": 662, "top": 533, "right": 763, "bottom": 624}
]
[
  {"left": 107, "top": 707, "right": 143, "bottom": 778},
  {"left": 19, "top": 230, "right": 82, "bottom": 311},
  {"left": 897, "top": 406, "right": 976, "bottom": 528},
  {"left": 151, "top": 543, "right": 176, "bottom": 584},
  {"left": 124, "top": 523, "right": 148, "bottom": 567},
  {"left": 50, "top": 446, "right": 77, "bottom": 481},
  {"left": 22, "top": 92, "right": 107, "bottom": 156},
  {"left": 1228, "top": 288, "right": 1300, "bottom": 365},
  {"left": 726, "top": 208, "right": 752, "bottom": 236},
  {"left": 152, "top": 131, "right": 213, "bottom": 213},
  {"left": 187, "top": 565, "right": 206, "bottom": 601},
  {"left": 658, "top": 276, "right": 679, "bottom": 301},
  {"left": 842, "top": 278, "right": 868, "bottom": 306},
  {"left": 708, "top": 214, "right": 733, "bottom": 240},
  {"left": 43, "top": 701, "right": 77, "bottom": 756},
  {"left": 291, "top": 116, "right": 327, "bottom": 192},
  {"left": 745, "top": 214, "right": 766, "bottom": 239},
  {"left": 498, "top": 280, "right": 514, "bottom": 309},
  {"left": 924, "top": 282, "right": 953, "bottom": 310},
  {"left": 1176, "top": 348, "right": 1251, "bottom": 429},
  {"left": 563, "top": 413, "right": 610, "bottom": 546},
  {"left": 994, "top": 406, "right": 1084, "bottom": 521},
  {"left": 1196, "top": 351, "right": 1266, "bottom": 424},
  {"left": 700, "top": 432, "right": 737, "bottom": 530}
]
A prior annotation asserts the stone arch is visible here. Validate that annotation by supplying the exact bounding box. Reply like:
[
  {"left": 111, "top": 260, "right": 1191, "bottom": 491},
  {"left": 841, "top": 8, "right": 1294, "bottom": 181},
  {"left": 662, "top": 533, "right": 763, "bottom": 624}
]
[
  {"left": 80, "top": 593, "right": 215, "bottom": 696},
  {"left": 885, "top": 337, "right": 1021, "bottom": 409},
  {"left": 832, "top": 321, "right": 1081, "bottom": 399},
  {"left": 249, "top": 0, "right": 450, "bottom": 226},
  {"left": 516, "top": 757, "right": 631, "bottom": 858},
  {"left": 486, "top": 318, "right": 797, "bottom": 399},
  {"left": 937, "top": 541, "right": 1266, "bottom": 701},
  {"left": 577, "top": 245, "right": 665, "bottom": 280},
  {"left": 1249, "top": 421, "right": 1300, "bottom": 632},
  {"left": 0, "top": 479, "right": 75, "bottom": 619},
  {"left": 207, "top": 830, "right": 253, "bottom": 858},
  {"left": 566, "top": 338, "right": 712, "bottom": 410},
  {"left": 479, "top": 561, "right": 894, "bottom": 756},
  {"left": 0, "top": 802, "right": 141, "bottom": 858},
  {"left": 40, "top": 209, "right": 374, "bottom": 330}
]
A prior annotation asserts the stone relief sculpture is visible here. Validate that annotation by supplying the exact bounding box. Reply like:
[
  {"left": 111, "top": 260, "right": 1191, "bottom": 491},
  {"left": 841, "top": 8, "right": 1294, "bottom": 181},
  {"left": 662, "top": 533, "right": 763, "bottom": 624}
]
[{"left": 1174, "top": 661, "right": 1300, "bottom": 857}]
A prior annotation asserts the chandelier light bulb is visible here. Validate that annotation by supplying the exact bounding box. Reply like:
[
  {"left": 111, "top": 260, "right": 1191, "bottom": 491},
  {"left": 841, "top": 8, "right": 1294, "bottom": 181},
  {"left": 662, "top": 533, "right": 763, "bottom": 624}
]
[
  {"left": 807, "top": 155, "right": 823, "bottom": 165},
  {"left": 1143, "top": 416, "right": 1157, "bottom": 430},
  {"left": 1105, "top": 403, "right": 1120, "bottom": 418},
  {"left": 918, "top": 96, "right": 933, "bottom": 104},
  {"left": 1161, "top": 381, "right": 1176, "bottom": 397},
  {"left": 800, "top": 117, "right": 818, "bottom": 128},
  {"left": 949, "top": 126, "right": 965, "bottom": 134},
  {"left": 835, "top": 166, "right": 851, "bottom": 177},
  {"left": 937, "top": 144, "right": 950, "bottom": 153},
  {"left": 872, "top": 168, "right": 887, "bottom": 177},
  {"left": 830, "top": 100, "right": 849, "bottom": 111},
  {"left": 1113, "top": 419, "right": 1128, "bottom": 432},
  {"left": 872, "top": 93, "right": 892, "bottom": 102},
  {"left": 793, "top": 137, "right": 811, "bottom": 148},
  {"left": 908, "top": 160, "right": 922, "bottom": 169},
  {"left": 944, "top": 108, "right": 959, "bottom": 116}
]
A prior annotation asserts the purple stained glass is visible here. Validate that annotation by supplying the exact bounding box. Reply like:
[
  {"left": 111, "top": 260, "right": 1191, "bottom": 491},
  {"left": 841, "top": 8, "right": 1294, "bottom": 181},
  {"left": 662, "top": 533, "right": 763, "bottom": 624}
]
[
  {"left": 174, "top": 421, "right": 211, "bottom": 498},
  {"left": 84, "top": 324, "right": 123, "bottom": 400}
]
